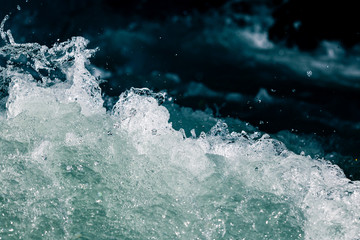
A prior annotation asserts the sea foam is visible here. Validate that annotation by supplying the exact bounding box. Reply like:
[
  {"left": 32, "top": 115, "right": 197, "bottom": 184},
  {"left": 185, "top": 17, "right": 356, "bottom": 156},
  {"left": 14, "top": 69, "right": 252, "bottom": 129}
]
[{"left": 0, "top": 16, "right": 360, "bottom": 239}]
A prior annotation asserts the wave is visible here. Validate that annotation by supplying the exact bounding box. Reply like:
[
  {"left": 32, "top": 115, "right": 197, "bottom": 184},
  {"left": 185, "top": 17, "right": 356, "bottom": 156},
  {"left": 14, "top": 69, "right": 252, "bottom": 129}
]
[{"left": 1, "top": 16, "right": 360, "bottom": 239}]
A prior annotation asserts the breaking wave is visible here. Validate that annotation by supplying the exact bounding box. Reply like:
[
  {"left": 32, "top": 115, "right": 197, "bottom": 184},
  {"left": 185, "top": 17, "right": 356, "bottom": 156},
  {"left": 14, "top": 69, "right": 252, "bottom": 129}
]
[{"left": 1, "top": 16, "right": 360, "bottom": 240}]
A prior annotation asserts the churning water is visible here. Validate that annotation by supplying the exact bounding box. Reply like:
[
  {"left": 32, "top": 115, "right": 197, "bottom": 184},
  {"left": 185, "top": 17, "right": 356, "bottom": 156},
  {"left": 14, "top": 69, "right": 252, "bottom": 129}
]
[{"left": 0, "top": 16, "right": 360, "bottom": 239}]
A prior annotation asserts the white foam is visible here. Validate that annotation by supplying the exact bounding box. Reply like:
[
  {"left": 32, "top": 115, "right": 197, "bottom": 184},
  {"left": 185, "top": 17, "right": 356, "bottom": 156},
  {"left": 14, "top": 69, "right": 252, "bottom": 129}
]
[{"left": 1, "top": 17, "right": 360, "bottom": 239}]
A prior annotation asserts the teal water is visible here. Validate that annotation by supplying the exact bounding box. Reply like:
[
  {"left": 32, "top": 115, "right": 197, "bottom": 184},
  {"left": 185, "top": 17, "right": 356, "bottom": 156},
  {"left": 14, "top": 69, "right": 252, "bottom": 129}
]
[{"left": 1, "top": 16, "right": 360, "bottom": 239}]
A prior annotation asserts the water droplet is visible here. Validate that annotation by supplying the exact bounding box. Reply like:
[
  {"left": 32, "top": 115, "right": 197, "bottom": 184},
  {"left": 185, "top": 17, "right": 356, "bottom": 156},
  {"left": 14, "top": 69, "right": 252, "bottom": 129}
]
[
  {"left": 293, "top": 21, "right": 301, "bottom": 30},
  {"left": 307, "top": 70, "right": 312, "bottom": 77}
]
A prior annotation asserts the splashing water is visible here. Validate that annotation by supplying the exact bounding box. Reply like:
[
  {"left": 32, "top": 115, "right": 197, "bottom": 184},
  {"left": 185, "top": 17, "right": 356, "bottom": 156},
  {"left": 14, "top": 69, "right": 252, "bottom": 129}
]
[{"left": 1, "top": 16, "right": 360, "bottom": 240}]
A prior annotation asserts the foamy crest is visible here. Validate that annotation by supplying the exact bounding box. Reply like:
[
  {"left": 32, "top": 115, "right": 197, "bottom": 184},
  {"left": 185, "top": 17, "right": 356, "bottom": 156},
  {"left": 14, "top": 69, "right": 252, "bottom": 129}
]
[
  {"left": 0, "top": 16, "right": 359, "bottom": 240},
  {"left": 1, "top": 16, "right": 104, "bottom": 117}
]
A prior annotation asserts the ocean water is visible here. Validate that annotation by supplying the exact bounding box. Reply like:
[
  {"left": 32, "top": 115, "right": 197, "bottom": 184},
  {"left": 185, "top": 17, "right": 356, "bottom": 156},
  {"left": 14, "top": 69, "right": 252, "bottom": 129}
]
[{"left": 1, "top": 15, "right": 360, "bottom": 240}]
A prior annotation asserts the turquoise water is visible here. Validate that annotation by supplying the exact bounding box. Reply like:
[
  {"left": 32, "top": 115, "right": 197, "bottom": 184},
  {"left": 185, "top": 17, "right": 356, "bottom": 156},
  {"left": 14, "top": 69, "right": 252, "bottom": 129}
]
[{"left": 1, "top": 16, "right": 360, "bottom": 239}]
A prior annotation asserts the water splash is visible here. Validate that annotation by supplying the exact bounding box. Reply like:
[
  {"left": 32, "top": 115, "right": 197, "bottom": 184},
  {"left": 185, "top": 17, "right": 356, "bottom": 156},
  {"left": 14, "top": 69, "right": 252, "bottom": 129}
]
[
  {"left": 0, "top": 16, "right": 360, "bottom": 240},
  {"left": 0, "top": 15, "right": 104, "bottom": 117}
]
